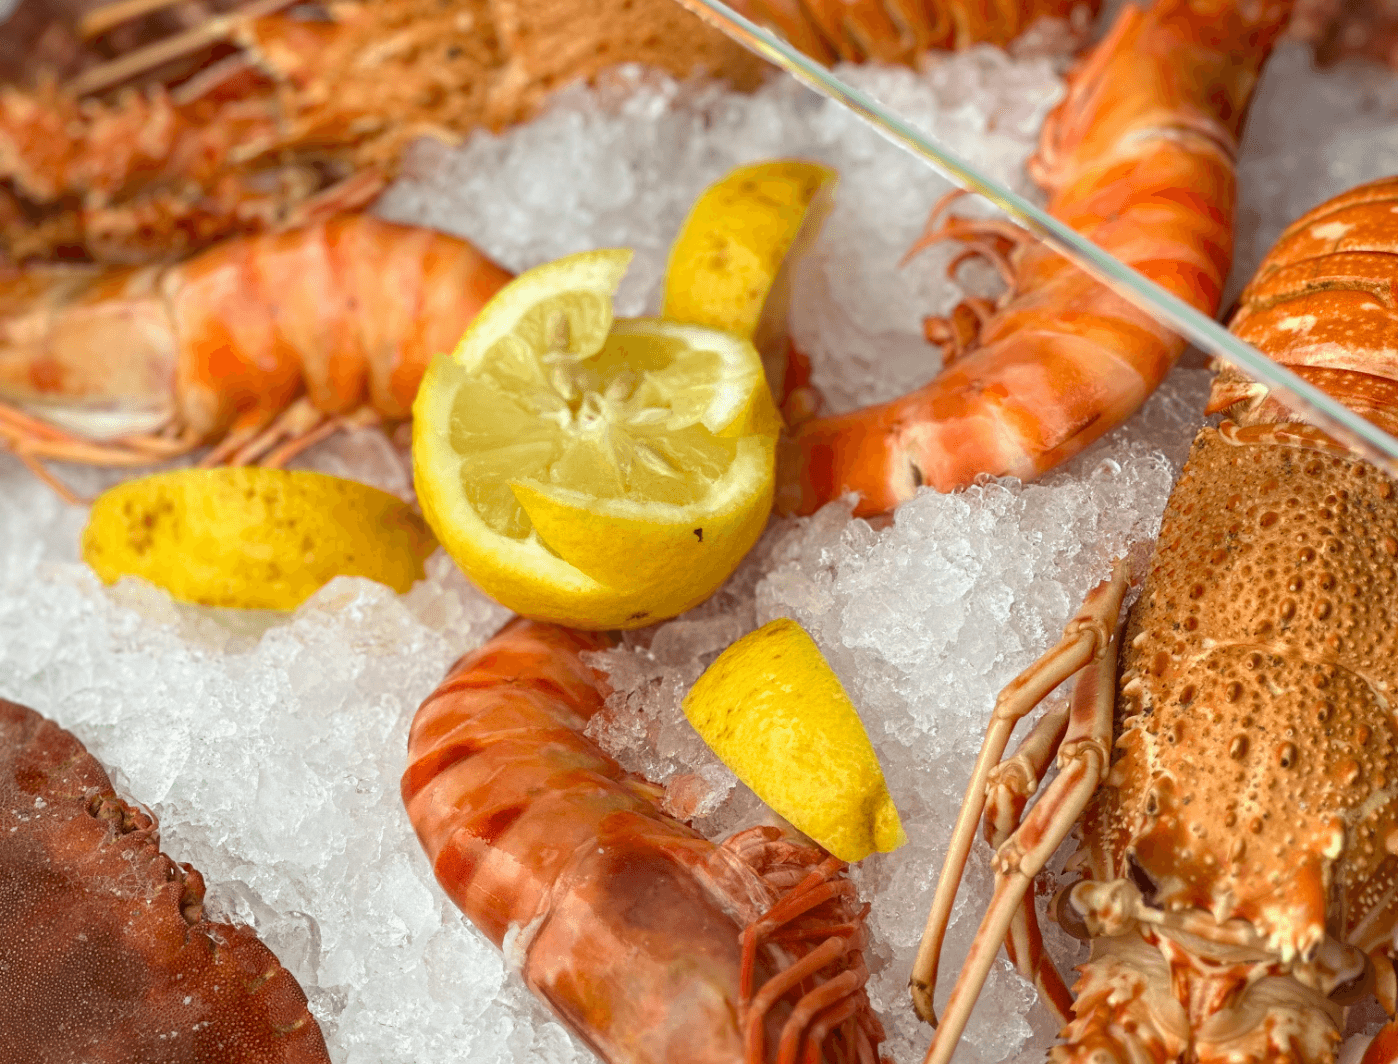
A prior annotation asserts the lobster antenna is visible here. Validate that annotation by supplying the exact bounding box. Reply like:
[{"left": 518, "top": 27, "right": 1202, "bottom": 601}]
[{"left": 66, "top": 0, "right": 297, "bottom": 96}]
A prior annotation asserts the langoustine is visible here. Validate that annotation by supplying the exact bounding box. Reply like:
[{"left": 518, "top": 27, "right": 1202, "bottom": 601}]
[
  {"left": 776, "top": 0, "right": 1295, "bottom": 518},
  {"left": 0, "top": 696, "right": 331, "bottom": 1062},
  {"left": 0, "top": 0, "right": 768, "bottom": 265},
  {"left": 401, "top": 617, "right": 883, "bottom": 1064},
  {"left": 0, "top": 212, "right": 512, "bottom": 500},
  {"left": 913, "top": 174, "right": 1398, "bottom": 1064}
]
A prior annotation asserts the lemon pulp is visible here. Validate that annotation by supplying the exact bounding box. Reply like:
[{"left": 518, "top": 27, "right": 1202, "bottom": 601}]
[{"left": 413, "top": 249, "right": 778, "bottom": 630}]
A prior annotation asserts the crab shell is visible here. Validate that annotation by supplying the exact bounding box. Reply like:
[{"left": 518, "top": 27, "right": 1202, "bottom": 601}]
[{"left": 0, "top": 697, "right": 331, "bottom": 1063}]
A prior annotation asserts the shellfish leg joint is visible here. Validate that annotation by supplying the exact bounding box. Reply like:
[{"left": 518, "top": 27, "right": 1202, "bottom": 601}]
[
  {"left": 401, "top": 617, "right": 885, "bottom": 1064},
  {"left": 912, "top": 174, "right": 1398, "bottom": 1064},
  {"left": 0, "top": 696, "right": 332, "bottom": 1063}
]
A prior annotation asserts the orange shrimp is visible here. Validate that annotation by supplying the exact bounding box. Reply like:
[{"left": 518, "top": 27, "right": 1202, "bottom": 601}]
[
  {"left": 400, "top": 617, "right": 884, "bottom": 1064},
  {"left": 0, "top": 212, "right": 513, "bottom": 500},
  {"left": 774, "top": 0, "right": 1297, "bottom": 519}
]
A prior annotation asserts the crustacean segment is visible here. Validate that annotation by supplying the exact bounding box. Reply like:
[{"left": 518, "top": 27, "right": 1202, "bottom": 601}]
[
  {"left": 912, "top": 175, "right": 1398, "bottom": 1064},
  {"left": 0, "top": 696, "right": 331, "bottom": 1062}
]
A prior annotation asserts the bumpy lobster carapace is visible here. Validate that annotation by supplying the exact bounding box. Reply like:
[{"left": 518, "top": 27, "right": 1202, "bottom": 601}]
[
  {"left": 776, "top": 0, "right": 1296, "bottom": 518},
  {"left": 0, "top": 697, "right": 331, "bottom": 1063},
  {"left": 401, "top": 618, "right": 884, "bottom": 1064},
  {"left": 912, "top": 175, "right": 1398, "bottom": 1064}
]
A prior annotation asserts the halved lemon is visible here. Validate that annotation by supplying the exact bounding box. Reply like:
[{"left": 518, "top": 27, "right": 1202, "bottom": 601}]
[
  {"left": 412, "top": 249, "right": 779, "bottom": 630},
  {"left": 663, "top": 159, "right": 837, "bottom": 397}
]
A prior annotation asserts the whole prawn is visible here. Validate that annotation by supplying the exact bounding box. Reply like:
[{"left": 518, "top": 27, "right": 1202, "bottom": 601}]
[
  {"left": 913, "top": 175, "right": 1398, "bottom": 1064},
  {"left": 776, "top": 0, "right": 1296, "bottom": 518},
  {"left": 0, "top": 212, "right": 513, "bottom": 501},
  {"left": 400, "top": 618, "right": 884, "bottom": 1064}
]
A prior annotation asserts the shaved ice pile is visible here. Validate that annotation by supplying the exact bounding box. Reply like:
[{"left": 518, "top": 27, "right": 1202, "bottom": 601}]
[{"left": 4, "top": 25, "right": 1398, "bottom": 1064}]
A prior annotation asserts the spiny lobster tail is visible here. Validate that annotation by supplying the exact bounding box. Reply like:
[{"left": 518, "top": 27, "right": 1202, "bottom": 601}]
[{"left": 1211, "top": 175, "right": 1398, "bottom": 432}]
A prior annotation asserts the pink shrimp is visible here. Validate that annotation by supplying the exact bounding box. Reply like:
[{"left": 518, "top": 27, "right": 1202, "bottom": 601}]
[{"left": 400, "top": 617, "right": 884, "bottom": 1064}]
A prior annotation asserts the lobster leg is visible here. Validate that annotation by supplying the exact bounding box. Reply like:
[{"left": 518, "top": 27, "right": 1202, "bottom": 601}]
[
  {"left": 922, "top": 564, "right": 1125, "bottom": 1064},
  {"left": 909, "top": 560, "right": 1128, "bottom": 1026},
  {"left": 982, "top": 702, "right": 1074, "bottom": 1026}
]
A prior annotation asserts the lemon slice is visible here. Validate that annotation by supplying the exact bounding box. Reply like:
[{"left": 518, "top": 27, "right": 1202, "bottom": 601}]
[
  {"left": 663, "top": 159, "right": 837, "bottom": 397},
  {"left": 82, "top": 468, "right": 436, "bottom": 610},
  {"left": 683, "top": 618, "right": 907, "bottom": 862},
  {"left": 413, "top": 249, "right": 779, "bottom": 630}
]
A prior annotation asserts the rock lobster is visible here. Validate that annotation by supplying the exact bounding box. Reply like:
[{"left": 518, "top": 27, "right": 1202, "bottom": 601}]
[
  {"left": 0, "top": 696, "right": 331, "bottom": 1063},
  {"left": 0, "top": 212, "right": 512, "bottom": 501},
  {"left": 776, "top": 0, "right": 1296, "bottom": 518},
  {"left": 914, "top": 174, "right": 1398, "bottom": 1064},
  {"left": 401, "top": 618, "right": 883, "bottom": 1064}
]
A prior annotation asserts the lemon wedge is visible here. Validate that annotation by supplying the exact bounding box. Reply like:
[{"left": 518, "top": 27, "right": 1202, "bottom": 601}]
[
  {"left": 663, "top": 159, "right": 837, "bottom": 396},
  {"left": 82, "top": 468, "right": 436, "bottom": 610},
  {"left": 683, "top": 618, "right": 906, "bottom": 862},
  {"left": 412, "top": 249, "right": 779, "bottom": 630}
]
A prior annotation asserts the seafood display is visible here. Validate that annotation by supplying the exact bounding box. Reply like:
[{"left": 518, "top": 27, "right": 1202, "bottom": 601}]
[
  {"left": 915, "top": 175, "right": 1398, "bottom": 1064},
  {"left": 0, "top": 213, "right": 511, "bottom": 500},
  {"left": 401, "top": 617, "right": 883, "bottom": 1064},
  {"left": 776, "top": 0, "right": 1295, "bottom": 517},
  {"left": 0, "top": 696, "right": 331, "bottom": 1062},
  {"left": 4, "top": 0, "right": 1398, "bottom": 1059}
]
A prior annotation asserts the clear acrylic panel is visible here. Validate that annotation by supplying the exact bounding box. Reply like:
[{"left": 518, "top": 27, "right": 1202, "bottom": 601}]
[{"left": 671, "top": 0, "right": 1398, "bottom": 478}]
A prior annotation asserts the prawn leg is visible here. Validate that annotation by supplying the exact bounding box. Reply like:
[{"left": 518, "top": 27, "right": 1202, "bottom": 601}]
[
  {"left": 921, "top": 561, "right": 1124, "bottom": 1064},
  {"left": 200, "top": 397, "right": 381, "bottom": 468},
  {"left": 741, "top": 855, "right": 879, "bottom": 1064},
  {"left": 909, "top": 560, "right": 1127, "bottom": 1026}
]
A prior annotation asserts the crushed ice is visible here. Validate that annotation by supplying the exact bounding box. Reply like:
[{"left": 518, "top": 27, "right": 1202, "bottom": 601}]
[{"left": 3, "top": 32, "right": 1397, "bottom": 1064}]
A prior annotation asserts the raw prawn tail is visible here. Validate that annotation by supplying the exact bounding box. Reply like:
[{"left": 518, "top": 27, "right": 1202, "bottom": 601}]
[
  {"left": 775, "top": 0, "right": 1296, "bottom": 519},
  {"left": 0, "top": 213, "right": 513, "bottom": 502},
  {"left": 1207, "top": 174, "right": 1398, "bottom": 434},
  {"left": 400, "top": 617, "right": 884, "bottom": 1064},
  {"left": 720, "top": 0, "right": 1099, "bottom": 66}
]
